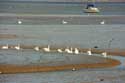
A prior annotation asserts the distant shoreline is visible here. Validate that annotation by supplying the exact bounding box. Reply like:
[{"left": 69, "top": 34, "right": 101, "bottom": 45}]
[{"left": 0, "top": 1, "right": 125, "bottom": 4}]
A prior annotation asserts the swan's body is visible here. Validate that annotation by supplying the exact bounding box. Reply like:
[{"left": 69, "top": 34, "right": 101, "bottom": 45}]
[
  {"left": 100, "top": 20, "right": 105, "bottom": 25},
  {"left": 102, "top": 52, "right": 107, "bottom": 58},
  {"left": 62, "top": 20, "right": 68, "bottom": 24},
  {"left": 72, "top": 68, "right": 76, "bottom": 71},
  {"left": 65, "top": 47, "right": 73, "bottom": 54},
  {"left": 87, "top": 49, "right": 92, "bottom": 55},
  {"left": 43, "top": 45, "right": 50, "bottom": 52},
  {"left": 18, "top": 20, "right": 22, "bottom": 24},
  {"left": 34, "top": 46, "right": 40, "bottom": 51},
  {"left": 57, "top": 49, "right": 63, "bottom": 53},
  {"left": 14, "top": 44, "right": 20, "bottom": 50},
  {"left": 1, "top": 44, "right": 8, "bottom": 49},
  {"left": 74, "top": 48, "right": 79, "bottom": 54}
]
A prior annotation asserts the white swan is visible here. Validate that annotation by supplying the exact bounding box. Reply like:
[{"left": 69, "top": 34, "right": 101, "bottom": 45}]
[
  {"left": 65, "top": 47, "right": 73, "bottom": 54},
  {"left": 34, "top": 46, "right": 40, "bottom": 51},
  {"left": 74, "top": 48, "right": 79, "bottom": 54},
  {"left": 102, "top": 52, "right": 107, "bottom": 58},
  {"left": 100, "top": 20, "right": 105, "bottom": 25},
  {"left": 1, "top": 44, "right": 8, "bottom": 49},
  {"left": 65, "top": 48, "right": 69, "bottom": 53},
  {"left": 87, "top": 48, "right": 92, "bottom": 55},
  {"left": 62, "top": 20, "right": 68, "bottom": 24},
  {"left": 18, "top": 20, "right": 22, "bottom": 24},
  {"left": 14, "top": 44, "right": 20, "bottom": 50},
  {"left": 72, "top": 68, "right": 76, "bottom": 71},
  {"left": 57, "top": 48, "right": 63, "bottom": 53},
  {"left": 43, "top": 45, "right": 50, "bottom": 52}
]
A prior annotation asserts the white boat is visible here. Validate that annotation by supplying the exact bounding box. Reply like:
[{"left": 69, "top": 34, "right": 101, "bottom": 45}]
[
  {"left": 84, "top": 1, "right": 100, "bottom": 13},
  {"left": 84, "top": 7, "right": 100, "bottom": 13}
]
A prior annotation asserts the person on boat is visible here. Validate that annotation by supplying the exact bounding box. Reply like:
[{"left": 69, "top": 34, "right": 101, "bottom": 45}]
[{"left": 86, "top": 3, "right": 95, "bottom": 9}]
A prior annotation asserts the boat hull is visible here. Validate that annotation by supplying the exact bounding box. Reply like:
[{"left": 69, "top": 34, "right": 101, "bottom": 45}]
[{"left": 84, "top": 8, "right": 100, "bottom": 13}]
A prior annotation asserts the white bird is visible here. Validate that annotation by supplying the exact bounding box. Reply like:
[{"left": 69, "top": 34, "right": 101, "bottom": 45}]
[
  {"left": 14, "top": 44, "right": 20, "bottom": 50},
  {"left": 1, "top": 44, "right": 9, "bottom": 49},
  {"left": 65, "top": 48, "right": 69, "bottom": 53},
  {"left": 43, "top": 45, "right": 50, "bottom": 52},
  {"left": 18, "top": 20, "right": 22, "bottom": 24},
  {"left": 65, "top": 47, "right": 73, "bottom": 54},
  {"left": 57, "top": 48, "right": 63, "bottom": 53},
  {"left": 74, "top": 48, "right": 79, "bottom": 54},
  {"left": 72, "top": 68, "right": 76, "bottom": 71},
  {"left": 62, "top": 20, "right": 68, "bottom": 24},
  {"left": 102, "top": 52, "right": 107, "bottom": 58},
  {"left": 87, "top": 48, "right": 92, "bottom": 55},
  {"left": 100, "top": 20, "right": 105, "bottom": 25},
  {"left": 34, "top": 46, "right": 40, "bottom": 51}
]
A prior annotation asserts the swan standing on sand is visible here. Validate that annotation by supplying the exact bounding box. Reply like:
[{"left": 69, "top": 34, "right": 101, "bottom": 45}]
[
  {"left": 102, "top": 52, "right": 107, "bottom": 58},
  {"left": 100, "top": 20, "right": 105, "bottom": 25},
  {"left": 1, "top": 44, "right": 9, "bottom": 49},
  {"left": 62, "top": 20, "right": 68, "bottom": 24},
  {"left": 87, "top": 48, "right": 92, "bottom": 55},
  {"left": 65, "top": 47, "right": 73, "bottom": 54},
  {"left": 43, "top": 45, "right": 50, "bottom": 52},
  {"left": 74, "top": 48, "right": 79, "bottom": 54},
  {"left": 57, "top": 48, "right": 63, "bottom": 53},
  {"left": 34, "top": 46, "right": 40, "bottom": 51},
  {"left": 14, "top": 44, "right": 20, "bottom": 50}
]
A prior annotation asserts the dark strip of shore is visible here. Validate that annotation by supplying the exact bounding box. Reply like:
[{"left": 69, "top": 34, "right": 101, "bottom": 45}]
[{"left": 0, "top": 58, "right": 120, "bottom": 74}]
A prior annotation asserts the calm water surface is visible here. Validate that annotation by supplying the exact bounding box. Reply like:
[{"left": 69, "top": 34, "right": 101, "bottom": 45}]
[{"left": 0, "top": 2, "right": 125, "bottom": 15}]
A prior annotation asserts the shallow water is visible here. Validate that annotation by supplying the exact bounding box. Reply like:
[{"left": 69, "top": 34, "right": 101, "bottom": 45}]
[
  {"left": 111, "top": 56, "right": 125, "bottom": 70},
  {"left": 1, "top": 25, "right": 125, "bottom": 49},
  {"left": 0, "top": 2, "right": 125, "bottom": 15}
]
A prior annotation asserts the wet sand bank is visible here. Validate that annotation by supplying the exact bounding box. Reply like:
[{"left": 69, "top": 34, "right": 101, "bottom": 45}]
[
  {"left": 0, "top": 58, "right": 120, "bottom": 74},
  {"left": 0, "top": 44, "right": 121, "bottom": 74}
]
